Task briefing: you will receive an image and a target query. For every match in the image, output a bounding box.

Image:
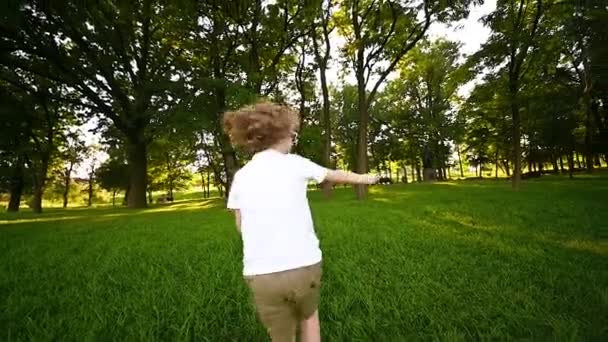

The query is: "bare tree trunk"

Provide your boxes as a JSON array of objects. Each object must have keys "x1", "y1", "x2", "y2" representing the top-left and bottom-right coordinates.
[
  {"x1": 87, "y1": 173, "x2": 94, "y2": 207},
  {"x1": 32, "y1": 155, "x2": 50, "y2": 214},
  {"x1": 576, "y1": 152, "x2": 582, "y2": 168},
  {"x1": 568, "y1": 152, "x2": 575, "y2": 179},
  {"x1": 403, "y1": 165, "x2": 408, "y2": 184},
  {"x1": 123, "y1": 185, "x2": 130, "y2": 206},
  {"x1": 457, "y1": 145, "x2": 464, "y2": 177},
  {"x1": 126, "y1": 133, "x2": 147, "y2": 208},
  {"x1": 62, "y1": 163, "x2": 74, "y2": 209},
  {"x1": 415, "y1": 163, "x2": 422, "y2": 182},
  {"x1": 312, "y1": 2, "x2": 333, "y2": 199},
  {"x1": 112, "y1": 190, "x2": 117, "y2": 207},
  {"x1": 201, "y1": 172, "x2": 207, "y2": 199},
  {"x1": 495, "y1": 150, "x2": 499, "y2": 178},
  {"x1": 559, "y1": 156, "x2": 564, "y2": 173},
  {"x1": 7, "y1": 163, "x2": 24, "y2": 212},
  {"x1": 355, "y1": 85, "x2": 369, "y2": 199},
  {"x1": 552, "y1": 155, "x2": 559, "y2": 172},
  {"x1": 206, "y1": 171, "x2": 211, "y2": 198}
]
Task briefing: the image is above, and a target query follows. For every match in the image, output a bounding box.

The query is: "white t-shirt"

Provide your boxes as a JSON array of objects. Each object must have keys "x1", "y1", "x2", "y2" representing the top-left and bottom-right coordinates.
[{"x1": 227, "y1": 149, "x2": 328, "y2": 276}]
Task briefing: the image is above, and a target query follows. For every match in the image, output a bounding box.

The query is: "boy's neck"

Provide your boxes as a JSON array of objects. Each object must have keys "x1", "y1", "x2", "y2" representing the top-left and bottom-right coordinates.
[{"x1": 269, "y1": 147, "x2": 289, "y2": 154}]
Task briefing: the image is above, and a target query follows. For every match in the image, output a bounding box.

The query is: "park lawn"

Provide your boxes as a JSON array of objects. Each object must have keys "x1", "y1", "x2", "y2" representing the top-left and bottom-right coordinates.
[{"x1": 0, "y1": 175, "x2": 607, "y2": 341}]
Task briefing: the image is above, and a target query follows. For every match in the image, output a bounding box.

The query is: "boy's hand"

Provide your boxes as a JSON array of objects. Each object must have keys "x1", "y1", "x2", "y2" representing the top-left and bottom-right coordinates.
[{"x1": 362, "y1": 174, "x2": 380, "y2": 184}]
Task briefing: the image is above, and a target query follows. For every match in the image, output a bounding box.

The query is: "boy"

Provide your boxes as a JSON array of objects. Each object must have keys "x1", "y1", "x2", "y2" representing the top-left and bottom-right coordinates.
[{"x1": 224, "y1": 102, "x2": 378, "y2": 342}]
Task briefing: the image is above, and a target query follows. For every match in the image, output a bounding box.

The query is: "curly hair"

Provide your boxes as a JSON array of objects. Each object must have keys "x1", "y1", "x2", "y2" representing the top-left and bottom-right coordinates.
[{"x1": 223, "y1": 102, "x2": 300, "y2": 152}]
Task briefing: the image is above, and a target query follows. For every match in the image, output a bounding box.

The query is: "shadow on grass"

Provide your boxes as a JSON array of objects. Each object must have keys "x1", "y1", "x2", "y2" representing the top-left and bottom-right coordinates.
[{"x1": 0, "y1": 198, "x2": 225, "y2": 228}]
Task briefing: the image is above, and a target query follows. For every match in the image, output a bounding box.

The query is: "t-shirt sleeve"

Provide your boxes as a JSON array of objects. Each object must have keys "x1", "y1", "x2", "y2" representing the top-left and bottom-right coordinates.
[
  {"x1": 291, "y1": 154, "x2": 328, "y2": 184},
  {"x1": 227, "y1": 173, "x2": 241, "y2": 210}
]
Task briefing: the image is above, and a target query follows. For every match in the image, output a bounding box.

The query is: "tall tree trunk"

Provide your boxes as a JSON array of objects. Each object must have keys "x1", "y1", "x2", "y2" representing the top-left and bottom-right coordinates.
[
  {"x1": 552, "y1": 154, "x2": 559, "y2": 172},
  {"x1": 505, "y1": 159, "x2": 511, "y2": 177},
  {"x1": 211, "y1": 45, "x2": 238, "y2": 196},
  {"x1": 582, "y1": 63, "x2": 594, "y2": 174},
  {"x1": 559, "y1": 156, "x2": 564, "y2": 173},
  {"x1": 568, "y1": 152, "x2": 575, "y2": 179},
  {"x1": 312, "y1": 3, "x2": 333, "y2": 199},
  {"x1": 511, "y1": 99, "x2": 522, "y2": 188},
  {"x1": 62, "y1": 164, "x2": 74, "y2": 209},
  {"x1": 457, "y1": 144, "x2": 464, "y2": 177},
  {"x1": 87, "y1": 173, "x2": 94, "y2": 207},
  {"x1": 415, "y1": 163, "x2": 422, "y2": 182},
  {"x1": 62, "y1": 177, "x2": 69, "y2": 208},
  {"x1": 218, "y1": 134, "x2": 237, "y2": 196},
  {"x1": 200, "y1": 172, "x2": 207, "y2": 199},
  {"x1": 355, "y1": 72, "x2": 369, "y2": 200},
  {"x1": 495, "y1": 150, "x2": 499, "y2": 178},
  {"x1": 403, "y1": 165, "x2": 409, "y2": 184},
  {"x1": 112, "y1": 190, "x2": 117, "y2": 207},
  {"x1": 31, "y1": 154, "x2": 50, "y2": 214},
  {"x1": 7, "y1": 163, "x2": 24, "y2": 212},
  {"x1": 294, "y1": 44, "x2": 307, "y2": 154},
  {"x1": 148, "y1": 189, "x2": 153, "y2": 204},
  {"x1": 206, "y1": 171, "x2": 211, "y2": 198},
  {"x1": 126, "y1": 132, "x2": 148, "y2": 208},
  {"x1": 576, "y1": 152, "x2": 582, "y2": 168},
  {"x1": 123, "y1": 185, "x2": 130, "y2": 206}
]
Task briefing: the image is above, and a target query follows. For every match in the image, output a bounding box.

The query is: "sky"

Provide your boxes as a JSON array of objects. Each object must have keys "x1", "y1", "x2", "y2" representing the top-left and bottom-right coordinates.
[{"x1": 75, "y1": 0, "x2": 496, "y2": 177}]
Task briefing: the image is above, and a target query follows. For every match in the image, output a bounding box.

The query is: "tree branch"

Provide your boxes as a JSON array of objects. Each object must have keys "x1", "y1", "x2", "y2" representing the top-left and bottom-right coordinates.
[{"x1": 368, "y1": 0, "x2": 431, "y2": 105}]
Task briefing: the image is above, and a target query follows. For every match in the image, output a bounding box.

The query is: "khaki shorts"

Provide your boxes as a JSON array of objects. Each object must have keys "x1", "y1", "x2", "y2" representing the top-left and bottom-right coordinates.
[{"x1": 245, "y1": 262, "x2": 322, "y2": 341}]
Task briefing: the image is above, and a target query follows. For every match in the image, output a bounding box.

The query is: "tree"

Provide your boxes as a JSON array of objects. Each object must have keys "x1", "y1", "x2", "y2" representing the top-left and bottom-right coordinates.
[
  {"x1": 96, "y1": 159, "x2": 129, "y2": 207},
  {"x1": 0, "y1": 69, "x2": 71, "y2": 213},
  {"x1": 477, "y1": 0, "x2": 545, "y2": 188},
  {"x1": 336, "y1": 0, "x2": 480, "y2": 199},
  {"x1": 57, "y1": 131, "x2": 86, "y2": 208},
  {"x1": 1, "y1": 0, "x2": 194, "y2": 208},
  {"x1": 557, "y1": 0, "x2": 608, "y2": 172},
  {"x1": 396, "y1": 39, "x2": 470, "y2": 181},
  {"x1": 191, "y1": 0, "x2": 314, "y2": 194},
  {"x1": 148, "y1": 135, "x2": 196, "y2": 201},
  {"x1": 0, "y1": 84, "x2": 31, "y2": 212}
]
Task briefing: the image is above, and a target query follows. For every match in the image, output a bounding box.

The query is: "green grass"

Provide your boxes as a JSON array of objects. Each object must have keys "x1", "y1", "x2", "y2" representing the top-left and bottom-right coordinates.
[{"x1": 1, "y1": 175, "x2": 607, "y2": 340}]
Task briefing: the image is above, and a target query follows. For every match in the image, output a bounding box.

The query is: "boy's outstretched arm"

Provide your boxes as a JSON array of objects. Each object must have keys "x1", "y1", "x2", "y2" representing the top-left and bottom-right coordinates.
[{"x1": 324, "y1": 170, "x2": 379, "y2": 185}]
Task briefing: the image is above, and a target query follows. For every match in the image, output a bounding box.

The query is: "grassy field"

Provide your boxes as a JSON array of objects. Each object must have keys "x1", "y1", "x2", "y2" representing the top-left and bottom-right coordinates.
[{"x1": 1, "y1": 175, "x2": 607, "y2": 341}]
